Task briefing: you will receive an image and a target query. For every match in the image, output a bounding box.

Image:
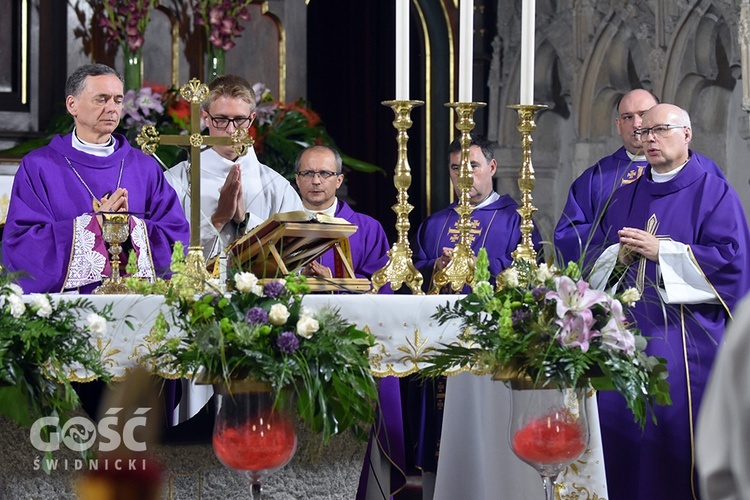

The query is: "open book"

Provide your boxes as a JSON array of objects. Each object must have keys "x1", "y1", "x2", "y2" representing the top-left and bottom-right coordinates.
[{"x1": 209, "y1": 211, "x2": 372, "y2": 292}]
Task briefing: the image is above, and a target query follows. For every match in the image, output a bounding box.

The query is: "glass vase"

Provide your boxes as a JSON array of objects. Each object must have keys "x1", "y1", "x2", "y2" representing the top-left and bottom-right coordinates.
[
  {"x1": 207, "y1": 44, "x2": 226, "y2": 82},
  {"x1": 212, "y1": 380, "x2": 297, "y2": 499},
  {"x1": 123, "y1": 47, "x2": 143, "y2": 91},
  {"x1": 507, "y1": 380, "x2": 590, "y2": 500}
]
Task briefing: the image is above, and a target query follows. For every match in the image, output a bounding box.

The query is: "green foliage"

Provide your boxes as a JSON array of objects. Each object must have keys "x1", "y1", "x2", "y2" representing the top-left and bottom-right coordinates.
[
  {"x1": 146, "y1": 271, "x2": 377, "y2": 443},
  {"x1": 0, "y1": 270, "x2": 112, "y2": 472},
  {"x1": 423, "y1": 250, "x2": 671, "y2": 428}
]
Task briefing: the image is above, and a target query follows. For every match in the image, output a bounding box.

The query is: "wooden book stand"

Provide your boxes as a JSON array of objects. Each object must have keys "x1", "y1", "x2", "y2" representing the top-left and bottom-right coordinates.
[{"x1": 212, "y1": 211, "x2": 372, "y2": 292}]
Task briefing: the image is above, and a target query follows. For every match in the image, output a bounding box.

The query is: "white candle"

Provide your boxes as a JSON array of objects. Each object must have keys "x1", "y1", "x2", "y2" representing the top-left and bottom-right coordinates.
[
  {"x1": 520, "y1": 0, "x2": 536, "y2": 105},
  {"x1": 396, "y1": 0, "x2": 409, "y2": 100},
  {"x1": 458, "y1": 0, "x2": 474, "y2": 102}
]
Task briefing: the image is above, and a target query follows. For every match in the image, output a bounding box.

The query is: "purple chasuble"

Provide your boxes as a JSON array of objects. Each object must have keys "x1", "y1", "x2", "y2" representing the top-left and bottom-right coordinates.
[
  {"x1": 407, "y1": 194, "x2": 541, "y2": 475},
  {"x1": 414, "y1": 193, "x2": 541, "y2": 292},
  {"x1": 3, "y1": 133, "x2": 190, "y2": 293},
  {"x1": 317, "y1": 200, "x2": 390, "y2": 283},
  {"x1": 554, "y1": 146, "x2": 724, "y2": 268},
  {"x1": 595, "y1": 157, "x2": 750, "y2": 500}
]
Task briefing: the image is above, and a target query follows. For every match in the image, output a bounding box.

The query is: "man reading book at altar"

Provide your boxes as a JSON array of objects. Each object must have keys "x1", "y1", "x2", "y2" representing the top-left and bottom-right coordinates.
[
  {"x1": 165, "y1": 74, "x2": 303, "y2": 259},
  {"x1": 294, "y1": 145, "x2": 390, "y2": 283},
  {"x1": 2, "y1": 64, "x2": 190, "y2": 294}
]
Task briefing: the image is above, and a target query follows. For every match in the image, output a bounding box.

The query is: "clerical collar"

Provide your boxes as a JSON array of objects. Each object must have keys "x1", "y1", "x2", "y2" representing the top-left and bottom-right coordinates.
[
  {"x1": 304, "y1": 197, "x2": 338, "y2": 217},
  {"x1": 626, "y1": 149, "x2": 647, "y2": 162},
  {"x1": 72, "y1": 128, "x2": 116, "y2": 157},
  {"x1": 651, "y1": 159, "x2": 689, "y2": 183},
  {"x1": 474, "y1": 191, "x2": 501, "y2": 209}
]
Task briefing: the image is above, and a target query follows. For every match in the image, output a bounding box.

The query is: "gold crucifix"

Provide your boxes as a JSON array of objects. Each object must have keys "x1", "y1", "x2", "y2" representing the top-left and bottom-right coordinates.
[{"x1": 136, "y1": 78, "x2": 252, "y2": 284}]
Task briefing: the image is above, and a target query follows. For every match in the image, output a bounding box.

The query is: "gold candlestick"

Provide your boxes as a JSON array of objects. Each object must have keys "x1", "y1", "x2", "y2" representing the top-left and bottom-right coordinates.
[
  {"x1": 430, "y1": 102, "x2": 486, "y2": 294},
  {"x1": 507, "y1": 104, "x2": 547, "y2": 267},
  {"x1": 371, "y1": 100, "x2": 425, "y2": 294}
]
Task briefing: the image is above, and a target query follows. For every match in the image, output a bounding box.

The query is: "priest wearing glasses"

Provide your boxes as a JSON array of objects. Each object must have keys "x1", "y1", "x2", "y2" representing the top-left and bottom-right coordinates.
[
  {"x1": 589, "y1": 103, "x2": 750, "y2": 500},
  {"x1": 294, "y1": 144, "x2": 390, "y2": 283},
  {"x1": 165, "y1": 74, "x2": 302, "y2": 259},
  {"x1": 2, "y1": 63, "x2": 190, "y2": 294}
]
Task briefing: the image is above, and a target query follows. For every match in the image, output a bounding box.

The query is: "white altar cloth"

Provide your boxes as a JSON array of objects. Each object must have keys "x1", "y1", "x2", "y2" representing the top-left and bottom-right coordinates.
[{"x1": 50, "y1": 293, "x2": 609, "y2": 499}]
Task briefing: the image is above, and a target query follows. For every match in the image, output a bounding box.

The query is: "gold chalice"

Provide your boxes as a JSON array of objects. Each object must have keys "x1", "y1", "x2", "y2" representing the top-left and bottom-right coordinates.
[{"x1": 94, "y1": 212, "x2": 131, "y2": 295}]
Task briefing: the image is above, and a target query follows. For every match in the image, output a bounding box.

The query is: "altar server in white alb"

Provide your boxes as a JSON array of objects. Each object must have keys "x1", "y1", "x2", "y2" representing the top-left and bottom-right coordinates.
[{"x1": 166, "y1": 74, "x2": 303, "y2": 258}]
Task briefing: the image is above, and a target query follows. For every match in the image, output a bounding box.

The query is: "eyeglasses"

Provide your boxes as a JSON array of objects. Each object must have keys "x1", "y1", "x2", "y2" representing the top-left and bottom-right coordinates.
[
  {"x1": 633, "y1": 124, "x2": 688, "y2": 139},
  {"x1": 205, "y1": 112, "x2": 252, "y2": 130},
  {"x1": 295, "y1": 170, "x2": 341, "y2": 179}
]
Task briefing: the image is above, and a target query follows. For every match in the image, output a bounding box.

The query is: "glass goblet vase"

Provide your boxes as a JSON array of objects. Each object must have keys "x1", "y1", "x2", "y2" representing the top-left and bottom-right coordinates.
[
  {"x1": 507, "y1": 380, "x2": 590, "y2": 500},
  {"x1": 212, "y1": 381, "x2": 298, "y2": 499}
]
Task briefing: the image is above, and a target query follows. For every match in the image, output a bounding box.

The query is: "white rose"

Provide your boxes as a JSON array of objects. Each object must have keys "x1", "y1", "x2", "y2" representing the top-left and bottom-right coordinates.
[
  {"x1": 296, "y1": 315, "x2": 319, "y2": 339},
  {"x1": 535, "y1": 263, "x2": 556, "y2": 282},
  {"x1": 251, "y1": 284, "x2": 263, "y2": 296},
  {"x1": 234, "y1": 272, "x2": 259, "y2": 293},
  {"x1": 8, "y1": 283, "x2": 23, "y2": 296},
  {"x1": 8, "y1": 294, "x2": 25, "y2": 318},
  {"x1": 620, "y1": 287, "x2": 641, "y2": 306},
  {"x1": 87, "y1": 313, "x2": 108, "y2": 339},
  {"x1": 501, "y1": 267, "x2": 519, "y2": 288},
  {"x1": 268, "y1": 304, "x2": 290, "y2": 326},
  {"x1": 30, "y1": 294, "x2": 53, "y2": 318}
]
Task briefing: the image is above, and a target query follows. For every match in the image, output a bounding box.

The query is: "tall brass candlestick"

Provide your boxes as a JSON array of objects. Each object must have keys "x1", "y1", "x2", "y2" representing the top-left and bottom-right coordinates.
[
  {"x1": 371, "y1": 100, "x2": 425, "y2": 294},
  {"x1": 430, "y1": 102, "x2": 486, "y2": 294},
  {"x1": 507, "y1": 104, "x2": 547, "y2": 266}
]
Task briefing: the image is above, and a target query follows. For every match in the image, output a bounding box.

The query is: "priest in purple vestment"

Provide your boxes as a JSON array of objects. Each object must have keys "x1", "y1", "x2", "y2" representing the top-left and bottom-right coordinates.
[
  {"x1": 293, "y1": 145, "x2": 403, "y2": 500},
  {"x1": 2, "y1": 64, "x2": 189, "y2": 294},
  {"x1": 410, "y1": 134, "x2": 541, "y2": 495},
  {"x1": 294, "y1": 145, "x2": 390, "y2": 284},
  {"x1": 554, "y1": 89, "x2": 724, "y2": 268},
  {"x1": 589, "y1": 104, "x2": 750, "y2": 500},
  {"x1": 413, "y1": 134, "x2": 541, "y2": 292}
]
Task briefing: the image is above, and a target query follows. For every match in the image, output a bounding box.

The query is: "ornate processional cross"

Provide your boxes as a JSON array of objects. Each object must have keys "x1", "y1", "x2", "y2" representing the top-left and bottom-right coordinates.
[
  {"x1": 136, "y1": 78, "x2": 252, "y2": 291},
  {"x1": 136, "y1": 78, "x2": 251, "y2": 285}
]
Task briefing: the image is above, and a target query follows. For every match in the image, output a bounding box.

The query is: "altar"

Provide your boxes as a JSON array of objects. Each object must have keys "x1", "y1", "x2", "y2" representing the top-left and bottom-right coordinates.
[{"x1": 50, "y1": 293, "x2": 608, "y2": 500}]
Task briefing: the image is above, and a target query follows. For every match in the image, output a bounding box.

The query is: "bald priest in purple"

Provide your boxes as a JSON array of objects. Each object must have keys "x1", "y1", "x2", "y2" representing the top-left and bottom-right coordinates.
[
  {"x1": 3, "y1": 64, "x2": 189, "y2": 293},
  {"x1": 554, "y1": 89, "x2": 724, "y2": 267},
  {"x1": 588, "y1": 104, "x2": 750, "y2": 500}
]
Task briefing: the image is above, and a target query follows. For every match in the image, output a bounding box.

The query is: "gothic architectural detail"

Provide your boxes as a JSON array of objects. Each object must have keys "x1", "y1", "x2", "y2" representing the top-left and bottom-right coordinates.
[{"x1": 488, "y1": 0, "x2": 750, "y2": 249}]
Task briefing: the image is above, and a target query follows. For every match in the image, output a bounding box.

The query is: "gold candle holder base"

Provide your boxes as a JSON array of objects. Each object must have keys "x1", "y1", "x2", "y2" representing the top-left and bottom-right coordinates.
[
  {"x1": 371, "y1": 100, "x2": 425, "y2": 295},
  {"x1": 430, "y1": 101, "x2": 486, "y2": 294},
  {"x1": 94, "y1": 279, "x2": 130, "y2": 295},
  {"x1": 175, "y1": 246, "x2": 214, "y2": 296},
  {"x1": 507, "y1": 104, "x2": 547, "y2": 267}
]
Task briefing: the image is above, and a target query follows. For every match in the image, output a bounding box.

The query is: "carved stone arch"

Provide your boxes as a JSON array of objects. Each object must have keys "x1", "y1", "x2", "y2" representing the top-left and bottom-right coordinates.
[
  {"x1": 659, "y1": 0, "x2": 735, "y2": 165},
  {"x1": 659, "y1": 0, "x2": 735, "y2": 108},
  {"x1": 575, "y1": 14, "x2": 652, "y2": 140},
  {"x1": 492, "y1": 1, "x2": 574, "y2": 144}
]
